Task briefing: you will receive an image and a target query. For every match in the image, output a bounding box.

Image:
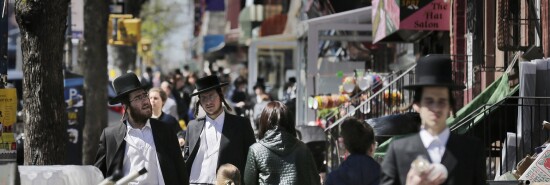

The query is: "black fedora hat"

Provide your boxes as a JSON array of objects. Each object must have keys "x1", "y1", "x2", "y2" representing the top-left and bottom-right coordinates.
[
  {"x1": 109, "y1": 73, "x2": 147, "y2": 105},
  {"x1": 403, "y1": 55, "x2": 465, "y2": 90},
  {"x1": 191, "y1": 75, "x2": 229, "y2": 96}
]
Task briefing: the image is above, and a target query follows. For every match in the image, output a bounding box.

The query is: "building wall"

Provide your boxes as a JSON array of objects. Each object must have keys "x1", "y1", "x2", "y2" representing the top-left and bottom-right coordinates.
[
  {"x1": 494, "y1": 0, "x2": 506, "y2": 82},
  {"x1": 521, "y1": 0, "x2": 529, "y2": 47},
  {"x1": 483, "y1": 0, "x2": 496, "y2": 89},
  {"x1": 543, "y1": 0, "x2": 550, "y2": 57},
  {"x1": 451, "y1": 0, "x2": 467, "y2": 108}
]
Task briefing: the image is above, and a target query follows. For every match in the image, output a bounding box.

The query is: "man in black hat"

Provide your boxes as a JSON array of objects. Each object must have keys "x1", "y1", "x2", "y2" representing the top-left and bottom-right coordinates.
[
  {"x1": 94, "y1": 73, "x2": 188, "y2": 185},
  {"x1": 381, "y1": 55, "x2": 486, "y2": 185},
  {"x1": 184, "y1": 75, "x2": 256, "y2": 184}
]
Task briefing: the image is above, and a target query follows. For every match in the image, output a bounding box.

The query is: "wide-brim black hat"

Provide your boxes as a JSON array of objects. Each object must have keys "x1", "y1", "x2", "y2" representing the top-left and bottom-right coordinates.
[
  {"x1": 109, "y1": 73, "x2": 147, "y2": 105},
  {"x1": 191, "y1": 75, "x2": 229, "y2": 96},
  {"x1": 403, "y1": 55, "x2": 465, "y2": 90}
]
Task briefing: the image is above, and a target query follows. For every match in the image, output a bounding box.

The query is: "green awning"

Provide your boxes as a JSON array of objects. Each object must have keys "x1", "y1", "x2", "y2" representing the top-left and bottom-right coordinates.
[
  {"x1": 375, "y1": 73, "x2": 516, "y2": 158},
  {"x1": 447, "y1": 73, "x2": 517, "y2": 133}
]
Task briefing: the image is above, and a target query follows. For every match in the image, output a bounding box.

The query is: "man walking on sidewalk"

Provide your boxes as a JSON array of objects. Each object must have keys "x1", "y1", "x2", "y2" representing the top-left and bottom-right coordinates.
[
  {"x1": 184, "y1": 75, "x2": 256, "y2": 184},
  {"x1": 95, "y1": 73, "x2": 188, "y2": 184},
  {"x1": 381, "y1": 55, "x2": 486, "y2": 185}
]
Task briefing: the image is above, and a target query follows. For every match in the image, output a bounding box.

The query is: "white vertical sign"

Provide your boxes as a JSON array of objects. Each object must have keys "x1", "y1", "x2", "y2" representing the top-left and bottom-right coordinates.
[
  {"x1": 466, "y1": 32, "x2": 473, "y2": 89},
  {"x1": 71, "y1": 0, "x2": 84, "y2": 38}
]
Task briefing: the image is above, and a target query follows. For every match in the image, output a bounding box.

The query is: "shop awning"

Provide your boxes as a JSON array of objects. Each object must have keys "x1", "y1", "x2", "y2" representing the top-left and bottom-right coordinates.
[
  {"x1": 447, "y1": 73, "x2": 518, "y2": 133},
  {"x1": 375, "y1": 73, "x2": 517, "y2": 157}
]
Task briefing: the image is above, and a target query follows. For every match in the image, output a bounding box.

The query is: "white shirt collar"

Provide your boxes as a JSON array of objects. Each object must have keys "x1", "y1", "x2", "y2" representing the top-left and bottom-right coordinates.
[
  {"x1": 126, "y1": 119, "x2": 152, "y2": 133},
  {"x1": 419, "y1": 127, "x2": 450, "y2": 148},
  {"x1": 206, "y1": 110, "x2": 225, "y2": 126}
]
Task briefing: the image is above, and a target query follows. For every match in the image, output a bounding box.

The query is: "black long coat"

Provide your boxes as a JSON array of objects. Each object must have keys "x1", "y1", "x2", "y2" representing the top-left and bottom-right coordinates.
[
  {"x1": 94, "y1": 119, "x2": 188, "y2": 184},
  {"x1": 184, "y1": 113, "x2": 256, "y2": 180},
  {"x1": 381, "y1": 133, "x2": 486, "y2": 185}
]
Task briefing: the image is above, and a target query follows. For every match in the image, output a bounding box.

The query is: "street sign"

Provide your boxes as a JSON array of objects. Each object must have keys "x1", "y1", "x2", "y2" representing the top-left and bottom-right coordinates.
[
  {"x1": 64, "y1": 76, "x2": 85, "y2": 165},
  {"x1": 0, "y1": 88, "x2": 16, "y2": 127}
]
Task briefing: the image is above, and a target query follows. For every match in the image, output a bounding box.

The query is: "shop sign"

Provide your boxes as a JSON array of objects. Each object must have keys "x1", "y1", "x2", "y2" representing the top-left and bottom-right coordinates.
[
  {"x1": 373, "y1": 0, "x2": 450, "y2": 43},
  {"x1": 400, "y1": 0, "x2": 450, "y2": 30},
  {"x1": 0, "y1": 88, "x2": 17, "y2": 127}
]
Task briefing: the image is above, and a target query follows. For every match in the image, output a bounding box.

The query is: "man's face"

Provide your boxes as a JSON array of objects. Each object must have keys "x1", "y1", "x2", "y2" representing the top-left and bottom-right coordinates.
[
  {"x1": 127, "y1": 90, "x2": 152, "y2": 121},
  {"x1": 255, "y1": 87, "x2": 264, "y2": 95},
  {"x1": 199, "y1": 89, "x2": 222, "y2": 116},
  {"x1": 413, "y1": 87, "x2": 450, "y2": 130}
]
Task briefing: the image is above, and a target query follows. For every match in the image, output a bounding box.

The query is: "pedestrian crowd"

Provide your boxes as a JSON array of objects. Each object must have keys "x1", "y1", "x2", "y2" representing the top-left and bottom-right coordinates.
[{"x1": 94, "y1": 55, "x2": 487, "y2": 185}]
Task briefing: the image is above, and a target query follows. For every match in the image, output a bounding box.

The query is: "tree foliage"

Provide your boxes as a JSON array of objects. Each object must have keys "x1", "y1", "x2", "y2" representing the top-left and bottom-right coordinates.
[{"x1": 140, "y1": 0, "x2": 179, "y2": 63}]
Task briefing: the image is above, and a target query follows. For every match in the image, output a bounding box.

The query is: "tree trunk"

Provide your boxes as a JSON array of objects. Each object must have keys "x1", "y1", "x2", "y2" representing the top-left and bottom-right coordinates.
[
  {"x1": 15, "y1": 0, "x2": 69, "y2": 165},
  {"x1": 80, "y1": 0, "x2": 109, "y2": 165}
]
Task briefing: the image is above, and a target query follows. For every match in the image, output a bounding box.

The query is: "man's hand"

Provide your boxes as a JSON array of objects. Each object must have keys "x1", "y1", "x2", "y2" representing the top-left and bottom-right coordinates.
[{"x1": 406, "y1": 165, "x2": 447, "y2": 185}]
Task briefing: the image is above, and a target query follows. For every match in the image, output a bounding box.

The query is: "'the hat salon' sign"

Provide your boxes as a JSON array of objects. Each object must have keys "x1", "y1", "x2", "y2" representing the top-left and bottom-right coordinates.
[{"x1": 372, "y1": 0, "x2": 450, "y2": 43}]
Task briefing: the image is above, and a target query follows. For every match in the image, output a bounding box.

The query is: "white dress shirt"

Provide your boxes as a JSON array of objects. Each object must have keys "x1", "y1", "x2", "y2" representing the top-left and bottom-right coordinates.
[
  {"x1": 190, "y1": 111, "x2": 225, "y2": 184},
  {"x1": 123, "y1": 120, "x2": 165, "y2": 185},
  {"x1": 419, "y1": 127, "x2": 450, "y2": 164}
]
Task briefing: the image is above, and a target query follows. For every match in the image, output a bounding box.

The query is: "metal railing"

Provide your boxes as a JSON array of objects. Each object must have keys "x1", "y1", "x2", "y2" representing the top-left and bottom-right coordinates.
[
  {"x1": 322, "y1": 52, "x2": 521, "y2": 172},
  {"x1": 324, "y1": 64, "x2": 417, "y2": 131},
  {"x1": 451, "y1": 96, "x2": 550, "y2": 180}
]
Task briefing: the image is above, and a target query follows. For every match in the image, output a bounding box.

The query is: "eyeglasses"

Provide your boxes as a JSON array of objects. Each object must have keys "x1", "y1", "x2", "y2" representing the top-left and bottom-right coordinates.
[
  {"x1": 130, "y1": 93, "x2": 149, "y2": 103},
  {"x1": 199, "y1": 93, "x2": 219, "y2": 102}
]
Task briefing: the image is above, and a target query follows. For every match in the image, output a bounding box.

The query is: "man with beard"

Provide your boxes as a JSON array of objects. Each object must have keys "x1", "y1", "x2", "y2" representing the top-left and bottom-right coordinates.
[
  {"x1": 184, "y1": 75, "x2": 256, "y2": 184},
  {"x1": 95, "y1": 73, "x2": 188, "y2": 185}
]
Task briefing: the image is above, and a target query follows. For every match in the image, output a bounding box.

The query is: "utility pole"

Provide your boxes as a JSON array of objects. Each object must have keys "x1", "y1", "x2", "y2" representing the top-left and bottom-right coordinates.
[{"x1": 1, "y1": 0, "x2": 8, "y2": 88}]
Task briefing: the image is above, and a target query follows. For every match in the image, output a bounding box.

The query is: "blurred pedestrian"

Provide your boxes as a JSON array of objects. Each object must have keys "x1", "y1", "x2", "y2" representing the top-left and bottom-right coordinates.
[
  {"x1": 244, "y1": 101, "x2": 320, "y2": 185},
  {"x1": 152, "y1": 70, "x2": 162, "y2": 88},
  {"x1": 252, "y1": 95, "x2": 270, "y2": 130},
  {"x1": 184, "y1": 75, "x2": 256, "y2": 184},
  {"x1": 325, "y1": 117, "x2": 381, "y2": 185},
  {"x1": 283, "y1": 77, "x2": 297, "y2": 103},
  {"x1": 95, "y1": 73, "x2": 188, "y2": 184},
  {"x1": 231, "y1": 76, "x2": 249, "y2": 116},
  {"x1": 160, "y1": 81, "x2": 179, "y2": 120},
  {"x1": 216, "y1": 163, "x2": 241, "y2": 185},
  {"x1": 251, "y1": 78, "x2": 271, "y2": 106},
  {"x1": 149, "y1": 87, "x2": 182, "y2": 136},
  {"x1": 140, "y1": 67, "x2": 153, "y2": 90},
  {"x1": 171, "y1": 73, "x2": 190, "y2": 123},
  {"x1": 182, "y1": 65, "x2": 191, "y2": 77}
]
